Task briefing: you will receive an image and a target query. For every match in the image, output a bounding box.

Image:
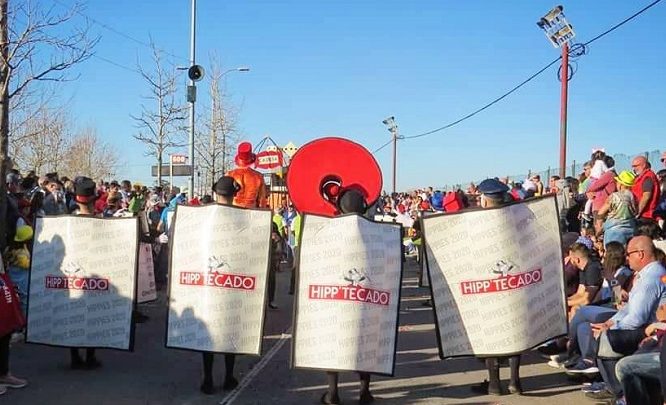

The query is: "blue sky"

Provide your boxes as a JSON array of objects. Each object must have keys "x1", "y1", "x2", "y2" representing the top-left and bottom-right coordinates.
[{"x1": 52, "y1": 0, "x2": 665, "y2": 190}]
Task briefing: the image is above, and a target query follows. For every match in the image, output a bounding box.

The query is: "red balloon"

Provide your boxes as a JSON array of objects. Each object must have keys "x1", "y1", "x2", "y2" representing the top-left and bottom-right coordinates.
[{"x1": 286, "y1": 137, "x2": 382, "y2": 217}]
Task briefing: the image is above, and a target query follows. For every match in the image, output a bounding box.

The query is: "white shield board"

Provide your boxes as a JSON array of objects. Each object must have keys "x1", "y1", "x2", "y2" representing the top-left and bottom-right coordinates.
[
  {"x1": 292, "y1": 214, "x2": 403, "y2": 375},
  {"x1": 423, "y1": 196, "x2": 567, "y2": 357},
  {"x1": 166, "y1": 204, "x2": 272, "y2": 355},
  {"x1": 26, "y1": 216, "x2": 139, "y2": 350},
  {"x1": 137, "y1": 243, "x2": 157, "y2": 304}
]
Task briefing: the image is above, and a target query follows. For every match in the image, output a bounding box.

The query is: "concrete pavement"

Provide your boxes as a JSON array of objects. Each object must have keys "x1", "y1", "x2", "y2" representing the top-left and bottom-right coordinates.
[{"x1": 9, "y1": 259, "x2": 591, "y2": 404}]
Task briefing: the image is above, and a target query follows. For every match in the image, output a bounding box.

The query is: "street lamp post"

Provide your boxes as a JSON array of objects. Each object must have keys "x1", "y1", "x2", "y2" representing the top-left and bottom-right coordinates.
[
  {"x1": 187, "y1": 0, "x2": 198, "y2": 199},
  {"x1": 382, "y1": 116, "x2": 398, "y2": 194},
  {"x1": 537, "y1": 5, "x2": 576, "y2": 178}
]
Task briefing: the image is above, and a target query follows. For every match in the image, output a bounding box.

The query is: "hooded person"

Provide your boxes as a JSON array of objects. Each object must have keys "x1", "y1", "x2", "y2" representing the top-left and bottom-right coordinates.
[{"x1": 225, "y1": 142, "x2": 267, "y2": 208}]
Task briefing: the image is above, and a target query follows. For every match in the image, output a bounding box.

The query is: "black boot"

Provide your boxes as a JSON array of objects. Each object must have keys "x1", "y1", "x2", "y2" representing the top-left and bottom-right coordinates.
[
  {"x1": 508, "y1": 355, "x2": 522, "y2": 394},
  {"x1": 70, "y1": 349, "x2": 85, "y2": 369},
  {"x1": 201, "y1": 352, "x2": 215, "y2": 394},
  {"x1": 223, "y1": 354, "x2": 239, "y2": 390},
  {"x1": 321, "y1": 372, "x2": 341, "y2": 404},
  {"x1": 359, "y1": 372, "x2": 374, "y2": 404}
]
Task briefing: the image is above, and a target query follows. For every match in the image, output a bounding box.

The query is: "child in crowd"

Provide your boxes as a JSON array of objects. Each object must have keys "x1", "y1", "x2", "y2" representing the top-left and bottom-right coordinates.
[
  {"x1": 597, "y1": 170, "x2": 638, "y2": 247},
  {"x1": 579, "y1": 225, "x2": 596, "y2": 248},
  {"x1": 582, "y1": 149, "x2": 609, "y2": 222}
]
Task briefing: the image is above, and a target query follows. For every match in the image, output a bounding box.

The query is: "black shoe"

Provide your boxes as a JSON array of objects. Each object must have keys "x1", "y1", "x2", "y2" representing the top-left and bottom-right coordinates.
[
  {"x1": 223, "y1": 376, "x2": 239, "y2": 391},
  {"x1": 470, "y1": 380, "x2": 501, "y2": 396},
  {"x1": 320, "y1": 392, "x2": 341, "y2": 404},
  {"x1": 200, "y1": 381, "x2": 215, "y2": 395},
  {"x1": 268, "y1": 302, "x2": 279, "y2": 310},
  {"x1": 585, "y1": 389, "x2": 616, "y2": 400},
  {"x1": 359, "y1": 390, "x2": 375, "y2": 404},
  {"x1": 85, "y1": 357, "x2": 102, "y2": 370}
]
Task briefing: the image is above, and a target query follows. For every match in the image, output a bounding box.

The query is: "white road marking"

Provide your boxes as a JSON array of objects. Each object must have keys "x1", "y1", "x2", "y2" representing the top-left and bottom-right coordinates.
[{"x1": 219, "y1": 327, "x2": 292, "y2": 405}]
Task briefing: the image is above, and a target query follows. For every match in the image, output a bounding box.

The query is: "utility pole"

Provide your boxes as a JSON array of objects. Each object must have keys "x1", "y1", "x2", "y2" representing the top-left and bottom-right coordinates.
[
  {"x1": 187, "y1": 0, "x2": 197, "y2": 198},
  {"x1": 559, "y1": 42, "x2": 569, "y2": 178},
  {"x1": 537, "y1": 5, "x2": 575, "y2": 179},
  {"x1": 382, "y1": 116, "x2": 398, "y2": 194}
]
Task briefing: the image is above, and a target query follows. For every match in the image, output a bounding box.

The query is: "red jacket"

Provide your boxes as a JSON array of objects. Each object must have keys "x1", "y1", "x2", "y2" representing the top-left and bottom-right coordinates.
[
  {"x1": 587, "y1": 170, "x2": 617, "y2": 212},
  {"x1": 631, "y1": 169, "x2": 660, "y2": 219}
]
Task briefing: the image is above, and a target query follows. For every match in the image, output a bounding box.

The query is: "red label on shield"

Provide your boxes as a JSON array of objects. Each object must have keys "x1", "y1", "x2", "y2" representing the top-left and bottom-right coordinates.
[
  {"x1": 308, "y1": 284, "x2": 390, "y2": 306},
  {"x1": 460, "y1": 269, "x2": 542, "y2": 295}
]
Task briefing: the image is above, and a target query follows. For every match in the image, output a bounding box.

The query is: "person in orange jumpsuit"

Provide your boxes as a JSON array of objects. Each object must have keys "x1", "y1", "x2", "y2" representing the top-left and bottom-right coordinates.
[{"x1": 225, "y1": 142, "x2": 267, "y2": 208}]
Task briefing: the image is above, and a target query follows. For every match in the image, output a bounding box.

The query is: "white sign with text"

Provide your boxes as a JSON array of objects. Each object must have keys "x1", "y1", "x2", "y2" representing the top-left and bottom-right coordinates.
[
  {"x1": 166, "y1": 204, "x2": 272, "y2": 355},
  {"x1": 423, "y1": 196, "x2": 567, "y2": 357},
  {"x1": 26, "y1": 216, "x2": 138, "y2": 350},
  {"x1": 293, "y1": 214, "x2": 402, "y2": 375}
]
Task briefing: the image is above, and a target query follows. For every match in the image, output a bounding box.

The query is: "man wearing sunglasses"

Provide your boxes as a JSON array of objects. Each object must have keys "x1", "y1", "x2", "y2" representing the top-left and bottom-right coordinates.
[{"x1": 584, "y1": 236, "x2": 666, "y2": 402}]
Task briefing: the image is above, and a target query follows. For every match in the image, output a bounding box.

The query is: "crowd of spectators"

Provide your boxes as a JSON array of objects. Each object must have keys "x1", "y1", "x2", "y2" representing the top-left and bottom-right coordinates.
[{"x1": 2, "y1": 148, "x2": 665, "y2": 403}]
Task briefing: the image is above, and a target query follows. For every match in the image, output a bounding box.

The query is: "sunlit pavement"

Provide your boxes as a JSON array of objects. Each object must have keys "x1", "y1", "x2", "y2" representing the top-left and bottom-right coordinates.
[{"x1": 10, "y1": 259, "x2": 588, "y2": 404}]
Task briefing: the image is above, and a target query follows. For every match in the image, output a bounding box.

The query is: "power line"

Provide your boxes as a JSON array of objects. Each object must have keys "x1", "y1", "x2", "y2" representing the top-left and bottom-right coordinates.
[
  {"x1": 372, "y1": 139, "x2": 393, "y2": 154},
  {"x1": 91, "y1": 54, "x2": 141, "y2": 75},
  {"x1": 403, "y1": 58, "x2": 561, "y2": 140},
  {"x1": 583, "y1": 0, "x2": 662, "y2": 46},
  {"x1": 394, "y1": 0, "x2": 663, "y2": 142},
  {"x1": 53, "y1": 0, "x2": 188, "y2": 62}
]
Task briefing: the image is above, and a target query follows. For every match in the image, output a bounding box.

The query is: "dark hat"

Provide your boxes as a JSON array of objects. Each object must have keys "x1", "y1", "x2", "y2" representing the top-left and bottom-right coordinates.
[
  {"x1": 74, "y1": 177, "x2": 97, "y2": 204},
  {"x1": 477, "y1": 178, "x2": 509, "y2": 199},
  {"x1": 338, "y1": 189, "x2": 367, "y2": 214},
  {"x1": 213, "y1": 176, "x2": 240, "y2": 197}
]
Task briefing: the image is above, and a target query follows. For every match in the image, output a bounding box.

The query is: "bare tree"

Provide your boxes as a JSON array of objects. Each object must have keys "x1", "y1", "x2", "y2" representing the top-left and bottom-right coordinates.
[
  {"x1": 195, "y1": 58, "x2": 241, "y2": 192},
  {"x1": 0, "y1": 0, "x2": 98, "y2": 247},
  {"x1": 131, "y1": 41, "x2": 186, "y2": 186},
  {"x1": 10, "y1": 103, "x2": 70, "y2": 173},
  {"x1": 63, "y1": 126, "x2": 118, "y2": 180}
]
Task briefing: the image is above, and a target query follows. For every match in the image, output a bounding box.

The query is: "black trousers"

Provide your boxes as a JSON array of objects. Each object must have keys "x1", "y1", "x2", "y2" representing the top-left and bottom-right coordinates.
[
  {"x1": 0, "y1": 333, "x2": 10, "y2": 376},
  {"x1": 268, "y1": 264, "x2": 277, "y2": 303}
]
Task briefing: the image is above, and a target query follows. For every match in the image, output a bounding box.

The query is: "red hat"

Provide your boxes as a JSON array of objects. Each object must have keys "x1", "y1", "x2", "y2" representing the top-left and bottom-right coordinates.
[{"x1": 234, "y1": 142, "x2": 256, "y2": 167}]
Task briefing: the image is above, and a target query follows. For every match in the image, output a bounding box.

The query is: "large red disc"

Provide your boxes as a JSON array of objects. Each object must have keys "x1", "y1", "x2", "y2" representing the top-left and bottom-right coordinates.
[{"x1": 286, "y1": 137, "x2": 382, "y2": 217}]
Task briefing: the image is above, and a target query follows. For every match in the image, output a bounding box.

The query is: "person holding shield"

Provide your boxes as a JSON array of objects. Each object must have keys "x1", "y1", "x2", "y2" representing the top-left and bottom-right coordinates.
[
  {"x1": 69, "y1": 177, "x2": 102, "y2": 370},
  {"x1": 470, "y1": 178, "x2": 523, "y2": 396},
  {"x1": 321, "y1": 189, "x2": 374, "y2": 405},
  {"x1": 200, "y1": 176, "x2": 242, "y2": 394}
]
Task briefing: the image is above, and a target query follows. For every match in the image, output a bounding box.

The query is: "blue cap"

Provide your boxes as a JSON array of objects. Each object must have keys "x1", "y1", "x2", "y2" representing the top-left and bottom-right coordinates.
[{"x1": 478, "y1": 178, "x2": 509, "y2": 199}]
